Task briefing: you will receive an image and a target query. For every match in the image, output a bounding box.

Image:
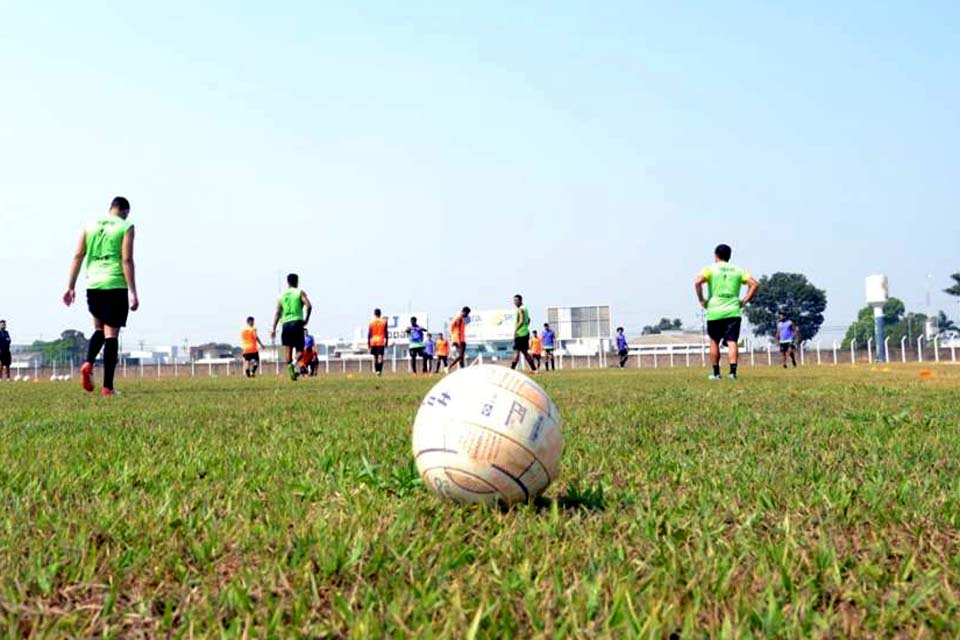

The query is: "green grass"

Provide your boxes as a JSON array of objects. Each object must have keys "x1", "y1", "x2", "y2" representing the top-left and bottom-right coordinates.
[{"x1": 2, "y1": 365, "x2": 960, "y2": 638}]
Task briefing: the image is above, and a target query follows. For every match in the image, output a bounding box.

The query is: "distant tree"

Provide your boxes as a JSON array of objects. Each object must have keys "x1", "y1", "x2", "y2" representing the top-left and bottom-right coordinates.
[
  {"x1": 841, "y1": 297, "x2": 910, "y2": 348},
  {"x1": 641, "y1": 325, "x2": 659, "y2": 335},
  {"x1": 945, "y1": 273, "x2": 960, "y2": 298},
  {"x1": 936, "y1": 310, "x2": 958, "y2": 333},
  {"x1": 31, "y1": 330, "x2": 88, "y2": 364},
  {"x1": 672, "y1": 318, "x2": 682, "y2": 329},
  {"x1": 744, "y1": 273, "x2": 827, "y2": 341}
]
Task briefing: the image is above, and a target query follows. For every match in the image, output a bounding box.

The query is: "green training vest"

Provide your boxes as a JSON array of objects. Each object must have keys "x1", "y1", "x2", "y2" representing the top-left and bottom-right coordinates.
[
  {"x1": 279, "y1": 288, "x2": 304, "y2": 325},
  {"x1": 703, "y1": 262, "x2": 749, "y2": 321},
  {"x1": 85, "y1": 216, "x2": 132, "y2": 290},
  {"x1": 515, "y1": 305, "x2": 531, "y2": 338}
]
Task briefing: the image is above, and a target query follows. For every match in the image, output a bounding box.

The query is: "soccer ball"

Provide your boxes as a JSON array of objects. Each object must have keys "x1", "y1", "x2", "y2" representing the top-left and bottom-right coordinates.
[
  {"x1": 412, "y1": 365, "x2": 563, "y2": 506},
  {"x1": 13, "y1": 375, "x2": 21, "y2": 382}
]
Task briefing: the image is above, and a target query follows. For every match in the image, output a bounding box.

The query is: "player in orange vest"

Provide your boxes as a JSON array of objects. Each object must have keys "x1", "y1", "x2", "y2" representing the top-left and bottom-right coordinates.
[
  {"x1": 241, "y1": 316, "x2": 266, "y2": 378},
  {"x1": 529, "y1": 330, "x2": 543, "y2": 371},
  {"x1": 434, "y1": 333, "x2": 450, "y2": 372},
  {"x1": 447, "y1": 306, "x2": 471, "y2": 372},
  {"x1": 368, "y1": 308, "x2": 389, "y2": 376}
]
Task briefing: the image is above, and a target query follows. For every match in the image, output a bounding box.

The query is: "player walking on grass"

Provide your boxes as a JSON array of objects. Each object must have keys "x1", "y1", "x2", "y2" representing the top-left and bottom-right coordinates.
[
  {"x1": 424, "y1": 333, "x2": 436, "y2": 374},
  {"x1": 368, "y1": 309, "x2": 388, "y2": 376},
  {"x1": 448, "y1": 307, "x2": 470, "y2": 372},
  {"x1": 0, "y1": 320, "x2": 11, "y2": 381},
  {"x1": 694, "y1": 243, "x2": 759, "y2": 381},
  {"x1": 434, "y1": 333, "x2": 450, "y2": 372},
  {"x1": 511, "y1": 294, "x2": 537, "y2": 372},
  {"x1": 529, "y1": 330, "x2": 543, "y2": 370},
  {"x1": 776, "y1": 312, "x2": 799, "y2": 368},
  {"x1": 271, "y1": 273, "x2": 312, "y2": 381},
  {"x1": 241, "y1": 316, "x2": 266, "y2": 377},
  {"x1": 63, "y1": 197, "x2": 139, "y2": 396},
  {"x1": 406, "y1": 317, "x2": 428, "y2": 375},
  {"x1": 616, "y1": 327, "x2": 630, "y2": 368},
  {"x1": 542, "y1": 323, "x2": 556, "y2": 371}
]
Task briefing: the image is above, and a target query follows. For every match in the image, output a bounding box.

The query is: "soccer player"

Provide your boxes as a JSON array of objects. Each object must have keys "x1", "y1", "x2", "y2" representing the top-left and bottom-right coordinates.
[
  {"x1": 368, "y1": 309, "x2": 388, "y2": 376},
  {"x1": 303, "y1": 329, "x2": 319, "y2": 376},
  {"x1": 406, "y1": 317, "x2": 427, "y2": 375},
  {"x1": 271, "y1": 273, "x2": 312, "y2": 381},
  {"x1": 542, "y1": 323, "x2": 557, "y2": 371},
  {"x1": 62, "y1": 196, "x2": 139, "y2": 396},
  {"x1": 510, "y1": 294, "x2": 537, "y2": 372},
  {"x1": 241, "y1": 316, "x2": 266, "y2": 378},
  {"x1": 448, "y1": 307, "x2": 471, "y2": 372},
  {"x1": 694, "y1": 243, "x2": 759, "y2": 381},
  {"x1": 434, "y1": 333, "x2": 450, "y2": 372},
  {"x1": 529, "y1": 330, "x2": 543, "y2": 370},
  {"x1": 616, "y1": 326, "x2": 630, "y2": 368},
  {"x1": 424, "y1": 333, "x2": 436, "y2": 374},
  {"x1": 776, "y1": 312, "x2": 799, "y2": 368},
  {"x1": 0, "y1": 320, "x2": 11, "y2": 381}
]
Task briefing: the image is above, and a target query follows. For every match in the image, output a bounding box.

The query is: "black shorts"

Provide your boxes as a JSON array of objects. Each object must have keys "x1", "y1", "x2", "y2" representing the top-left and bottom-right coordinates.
[
  {"x1": 514, "y1": 335, "x2": 530, "y2": 352},
  {"x1": 410, "y1": 346, "x2": 425, "y2": 357},
  {"x1": 707, "y1": 317, "x2": 742, "y2": 344},
  {"x1": 424, "y1": 354, "x2": 434, "y2": 361},
  {"x1": 370, "y1": 346, "x2": 385, "y2": 357},
  {"x1": 87, "y1": 288, "x2": 129, "y2": 328},
  {"x1": 618, "y1": 349, "x2": 629, "y2": 357},
  {"x1": 281, "y1": 321, "x2": 305, "y2": 350},
  {"x1": 779, "y1": 342, "x2": 795, "y2": 353},
  {"x1": 243, "y1": 352, "x2": 260, "y2": 363},
  {"x1": 0, "y1": 350, "x2": 10, "y2": 367}
]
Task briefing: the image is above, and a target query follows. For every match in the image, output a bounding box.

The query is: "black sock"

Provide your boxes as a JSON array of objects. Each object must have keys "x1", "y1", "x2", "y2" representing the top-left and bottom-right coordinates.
[
  {"x1": 791, "y1": 355, "x2": 796, "y2": 366},
  {"x1": 712, "y1": 364, "x2": 720, "y2": 376},
  {"x1": 87, "y1": 330, "x2": 105, "y2": 365},
  {"x1": 730, "y1": 363, "x2": 738, "y2": 376},
  {"x1": 103, "y1": 338, "x2": 119, "y2": 390}
]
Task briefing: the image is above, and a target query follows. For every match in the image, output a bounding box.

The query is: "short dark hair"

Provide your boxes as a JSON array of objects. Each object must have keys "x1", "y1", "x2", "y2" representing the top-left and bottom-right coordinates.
[
  {"x1": 532, "y1": 330, "x2": 538, "y2": 335},
  {"x1": 514, "y1": 294, "x2": 523, "y2": 302},
  {"x1": 110, "y1": 196, "x2": 130, "y2": 212},
  {"x1": 544, "y1": 322, "x2": 550, "y2": 327},
  {"x1": 617, "y1": 326, "x2": 624, "y2": 332},
  {"x1": 410, "y1": 316, "x2": 417, "y2": 324},
  {"x1": 246, "y1": 316, "x2": 254, "y2": 323},
  {"x1": 462, "y1": 306, "x2": 471, "y2": 315},
  {"x1": 714, "y1": 244, "x2": 732, "y2": 261},
  {"x1": 287, "y1": 273, "x2": 299, "y2": 287},
  {"x1": 374, "y1": 308, "x2": 381, "y2": 317}
]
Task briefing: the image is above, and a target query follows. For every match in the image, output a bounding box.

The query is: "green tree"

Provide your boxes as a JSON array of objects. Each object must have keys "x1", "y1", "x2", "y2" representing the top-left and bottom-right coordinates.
[
  {"x1": 945, "y1": 273, "x2": 960, "y2": 298},
  {"x1": 936, "y1": 310, "x2": 958, "y2": 333},
  {"x1": 841, "y1": 298, "x2": 910, "y2": 348},
  {"x1": 744, "y1": 272, "x2": 827, "y2": 341}
]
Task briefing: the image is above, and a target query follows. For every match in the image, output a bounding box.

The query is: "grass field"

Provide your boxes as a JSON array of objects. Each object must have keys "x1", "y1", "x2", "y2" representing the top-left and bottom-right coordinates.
[{"x1": 2, "y1": 365, "x2": 959, "y2": 638}]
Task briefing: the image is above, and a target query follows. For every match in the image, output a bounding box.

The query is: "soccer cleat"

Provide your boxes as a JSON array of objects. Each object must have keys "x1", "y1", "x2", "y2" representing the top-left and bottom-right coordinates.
[
  {"x1": 728, "y1": 373, "x2": 738, "y2": 381},
  {"x1": 101, "y1": 388, "x2": 117, "y2": 397},
  {"x1": 708, "y1": 374, "x2": 721, "y2": 381},
  {"x1": 288, "y1": 363, "x2": 298, "y2": 381},
  {"x1": 80, "y1": 362, "x2": 94, "y2": 393}
]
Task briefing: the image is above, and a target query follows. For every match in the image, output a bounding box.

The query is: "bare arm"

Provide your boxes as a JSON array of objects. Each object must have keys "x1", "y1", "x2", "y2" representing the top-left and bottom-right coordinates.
[
  {"x1": 271, "y1": 304, "x2": 282, "y2": 339},
  {"x1": 257, "y1": 331, "x2": 266, "y2": 349},
  {"x1": 741, "y1": 277, "x2": 759, "y2": 306},
  {"x1": 122, "y1": 226, "x2": 139, "y2": 311},
  {"x1": 694, "y1": 274, "x2": 708, "y2": 308},
  {"x1": 301, "y1": 292, "x2": 312, "y2": 326},
  {"x1": 62, "y1": 231, "x2": 87, "y2": 306},
  {"x1": 792, "y1": 321, "x2": 799, "y2": 343}
]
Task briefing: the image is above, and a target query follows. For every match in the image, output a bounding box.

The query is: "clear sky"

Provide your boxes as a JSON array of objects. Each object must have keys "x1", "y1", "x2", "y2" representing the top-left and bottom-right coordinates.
[{"x1": 1, "y1": 1, "x2": 958, "y2": 347}]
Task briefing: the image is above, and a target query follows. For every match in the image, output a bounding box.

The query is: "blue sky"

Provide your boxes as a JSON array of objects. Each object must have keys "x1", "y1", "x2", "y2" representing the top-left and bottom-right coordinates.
[{"x1": 1, "y1": 1, "x2": 958, "y2": 346}]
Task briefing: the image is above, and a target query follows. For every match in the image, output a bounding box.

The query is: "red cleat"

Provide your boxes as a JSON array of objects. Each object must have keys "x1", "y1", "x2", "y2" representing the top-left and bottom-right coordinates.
[
  {"x1": 101, "y1": 388, "x2": 116, "y2": 397},
  {"x1": 80, "y1": 362, "x2": 94, "y2": 393}
]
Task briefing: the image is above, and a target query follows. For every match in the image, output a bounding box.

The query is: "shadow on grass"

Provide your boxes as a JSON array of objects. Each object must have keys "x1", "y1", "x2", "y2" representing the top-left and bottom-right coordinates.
[{"x1": 530, "y1": 481, "x2": 606, "y2": 513}]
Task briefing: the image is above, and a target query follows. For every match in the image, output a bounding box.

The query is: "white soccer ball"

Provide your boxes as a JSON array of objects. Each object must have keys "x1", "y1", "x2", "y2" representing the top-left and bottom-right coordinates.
[
  {"x1": 14, "y1": 375, "x2": 21, "y2": 382},
  {"x1": 412, "y1": 365, "x2": 563, "y2": 506},
  {"x1": 50, "y1": 375, "x2": 57, "y2": 381},
  {"x1": 21, "y1": 376, "x2": 30, "y2": 382}
]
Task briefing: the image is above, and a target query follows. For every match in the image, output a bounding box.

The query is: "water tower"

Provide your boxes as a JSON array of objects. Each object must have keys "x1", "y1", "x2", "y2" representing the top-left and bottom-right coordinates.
[{"x1": 865, "y1": 274, "x2": 888, "y2": 362}]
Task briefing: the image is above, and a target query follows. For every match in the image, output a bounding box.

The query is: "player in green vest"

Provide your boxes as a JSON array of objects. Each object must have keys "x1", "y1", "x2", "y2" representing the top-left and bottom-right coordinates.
[
  {"x1": 694, "y1": 243, "x2": 759, "y2": 380},
  {"x1": 510, "y1": 294, "x2": 538, "y2": 372},
  {"x1": 62, "y1": 196, "x2": 140, "y2": 396},
  {"x1": 270, "y1": 273, "x2": 313, "y2": 381}
]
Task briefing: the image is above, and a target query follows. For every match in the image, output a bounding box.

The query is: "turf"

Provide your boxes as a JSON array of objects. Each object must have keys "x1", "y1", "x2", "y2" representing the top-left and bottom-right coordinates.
[{"x1": 1, "y1": 365, "x2": 959, "y2": 638}]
